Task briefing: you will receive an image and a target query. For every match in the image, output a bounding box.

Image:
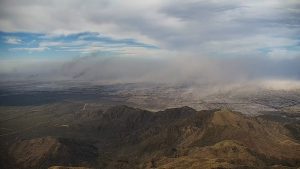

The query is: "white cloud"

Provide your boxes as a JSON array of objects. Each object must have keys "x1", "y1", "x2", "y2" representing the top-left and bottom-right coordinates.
[
  {"x1": 10, "y1": 47, "x2": 48, "y2": 52},
  {"x1": 1, "y1": 0, "x2": 298, "y2": 52},
  {"x1": 268, "y1": 49, "x2": 300, "y2": 60},
  {"x1": 0, "y1": 0, "x2": 299, "y2": 83},
  {"x1": 4, "y1": 36, "x2": 22, "y2": 44}
]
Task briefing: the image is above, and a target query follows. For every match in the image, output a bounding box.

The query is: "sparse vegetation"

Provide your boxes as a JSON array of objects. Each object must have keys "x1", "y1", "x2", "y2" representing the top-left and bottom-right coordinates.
[{"x1": 1, "y1": 104, "x2": 299, "y2": 169}]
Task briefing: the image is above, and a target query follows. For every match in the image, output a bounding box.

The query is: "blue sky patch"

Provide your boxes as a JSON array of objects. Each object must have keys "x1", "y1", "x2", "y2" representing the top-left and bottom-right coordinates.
[{"x1": 0, "y1": 31, "x2": 158, "y2": 59}]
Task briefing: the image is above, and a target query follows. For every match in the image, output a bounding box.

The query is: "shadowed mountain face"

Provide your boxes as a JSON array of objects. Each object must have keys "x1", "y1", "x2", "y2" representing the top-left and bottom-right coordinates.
[
  {"x1": 1, "y1": 105, "x2": 300, "y2": 169},
  {"x1": 8, "y1": 137, "x2": 98, "y2": 169}
]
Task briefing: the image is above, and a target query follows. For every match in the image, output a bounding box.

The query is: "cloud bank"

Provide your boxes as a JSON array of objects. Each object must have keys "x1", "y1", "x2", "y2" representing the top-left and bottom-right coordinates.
[{"x1": 0, "y1": 0, "x2": 299, "y2": 86}]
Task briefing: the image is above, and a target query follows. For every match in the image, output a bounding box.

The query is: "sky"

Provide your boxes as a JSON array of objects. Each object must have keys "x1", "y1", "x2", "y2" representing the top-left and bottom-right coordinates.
[{"x1": 0, "y1": 0, "x2": 299, "y2": 85}]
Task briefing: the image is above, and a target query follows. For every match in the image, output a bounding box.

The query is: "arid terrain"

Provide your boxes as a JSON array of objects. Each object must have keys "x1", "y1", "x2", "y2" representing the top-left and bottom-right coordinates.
[
  {"x1": 0, "y1": 82, "x2": 299, "y2": 169},
  {"x1": 1, "y1": 0, "x2": 300, "y2": 168}
]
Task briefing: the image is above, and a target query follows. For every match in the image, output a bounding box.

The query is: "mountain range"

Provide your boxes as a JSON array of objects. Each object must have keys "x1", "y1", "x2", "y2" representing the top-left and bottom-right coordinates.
[{"x1": 1, "y1": 105, "x2": 299, "y2": 169}]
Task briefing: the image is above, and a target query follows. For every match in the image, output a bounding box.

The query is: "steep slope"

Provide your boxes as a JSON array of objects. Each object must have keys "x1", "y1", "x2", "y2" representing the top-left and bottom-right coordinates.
[
  {"x1": 156, "y1": 140, "x2": 265, "y2": 169},
  {"x1": 144, "y1": 109, "x2": 300, "y2": 169},
  {"x1": 93, "y1": 107, "x2": 300, "y2": 168},
  {"x1": 8, "y1": 137, "x2": 98, "y2": 169},
  {"x1": 206, "y1": 109, "x2": 300, "y2": 165}
]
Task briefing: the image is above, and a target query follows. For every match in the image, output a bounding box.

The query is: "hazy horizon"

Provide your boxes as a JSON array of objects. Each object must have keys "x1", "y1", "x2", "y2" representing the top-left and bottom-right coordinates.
[{"x1": 0, "y1": 0, "x2": 299, "y2": 88}]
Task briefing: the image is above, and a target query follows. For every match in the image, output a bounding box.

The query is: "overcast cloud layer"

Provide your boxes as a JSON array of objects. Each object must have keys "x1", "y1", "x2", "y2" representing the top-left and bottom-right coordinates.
[{"x1": 0, "y1": 0, "x2": 299, "y2": 86}]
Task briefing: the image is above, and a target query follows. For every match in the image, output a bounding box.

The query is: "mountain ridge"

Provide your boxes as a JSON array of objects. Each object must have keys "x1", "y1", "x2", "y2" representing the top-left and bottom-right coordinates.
[{"x1": 2, "y1": 105, "x2": 300, "y2": 169}]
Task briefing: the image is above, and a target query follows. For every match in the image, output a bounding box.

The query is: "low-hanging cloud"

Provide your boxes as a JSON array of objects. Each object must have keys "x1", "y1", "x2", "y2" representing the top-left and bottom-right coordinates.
[
  {"x1": 1, "y1": 54, "x2": 299, "y2": 87},
  {"x1": 0, "y1": 0, "x2": 299, "y2": 88}
]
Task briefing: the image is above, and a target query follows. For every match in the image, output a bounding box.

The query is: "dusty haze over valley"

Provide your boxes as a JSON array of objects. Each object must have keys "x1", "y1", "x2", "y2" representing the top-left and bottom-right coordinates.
[{"x1": 0, "y1": 0, "x2": 300, "y2": 168}]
